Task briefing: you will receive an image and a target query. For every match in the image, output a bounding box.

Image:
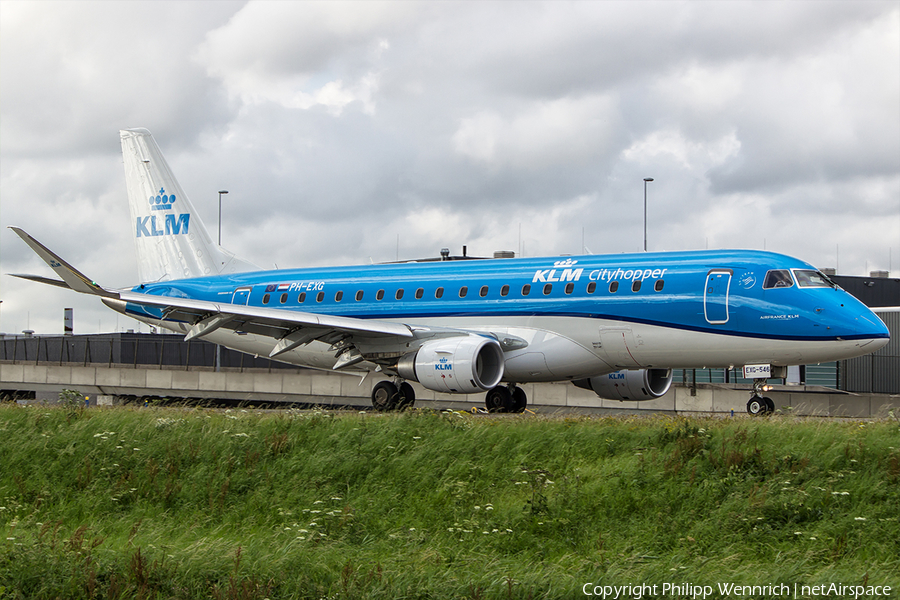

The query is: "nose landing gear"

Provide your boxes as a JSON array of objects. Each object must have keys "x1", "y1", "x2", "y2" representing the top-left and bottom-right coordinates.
[{"x1": 746, "y1": 378, "x2": 775, "y2": 415}]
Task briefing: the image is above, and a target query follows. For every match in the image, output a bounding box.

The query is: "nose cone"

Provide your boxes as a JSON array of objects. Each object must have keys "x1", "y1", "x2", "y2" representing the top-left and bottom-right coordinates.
[
  {"x1": 858, "y1": 310, "x2": 890, "y2": 350},
  {"x1": 837, "y1": 295, "x2": 890, "y2": 351}
]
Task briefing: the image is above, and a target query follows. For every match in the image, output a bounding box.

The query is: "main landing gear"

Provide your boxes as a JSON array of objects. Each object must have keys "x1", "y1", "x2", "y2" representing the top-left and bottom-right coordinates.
[
  {"x1": 746, "y1": 378, "x2": 775, "y2": 415},
  {"x1": 485, "y1": 384, "x2": 527, "y2": 413},
  {"x1": 371, "y1": 380, "x2": 415, "y2": 411}
]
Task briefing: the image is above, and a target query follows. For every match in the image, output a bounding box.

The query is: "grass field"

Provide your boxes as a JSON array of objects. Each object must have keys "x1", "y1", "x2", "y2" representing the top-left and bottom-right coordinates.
[{"x1": 0, "y1": 403, "x2": 898, "y2": 599}]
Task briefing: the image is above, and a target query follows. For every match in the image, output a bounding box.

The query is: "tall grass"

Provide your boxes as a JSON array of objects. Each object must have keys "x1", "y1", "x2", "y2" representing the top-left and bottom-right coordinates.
[{"x1": 1, "y1": 405, "x2": 898, "y2": 598}]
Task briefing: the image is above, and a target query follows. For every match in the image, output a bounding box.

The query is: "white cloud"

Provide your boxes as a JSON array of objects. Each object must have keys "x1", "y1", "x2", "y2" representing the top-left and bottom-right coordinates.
[
  {"x1": 622, "y1": 129, "x2": 741, "y2": 172},
  {"x1": 195, "y1": 1, "x2": 412, "y2": 115},
  {"x1": 1, "y1": 1, "x2": 898, "y2": 335},
  {"x1": 452, "y1": 95, "x2": 623, "y2": 169}
]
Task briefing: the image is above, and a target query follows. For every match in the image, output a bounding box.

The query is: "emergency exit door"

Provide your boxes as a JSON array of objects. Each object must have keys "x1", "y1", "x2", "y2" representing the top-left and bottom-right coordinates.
[{"x1": 232, "y1": 287, "x2": 251, "y2": 305}]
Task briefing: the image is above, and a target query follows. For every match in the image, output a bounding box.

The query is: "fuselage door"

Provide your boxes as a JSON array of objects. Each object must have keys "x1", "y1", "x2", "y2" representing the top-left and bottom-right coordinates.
[
  {"x1": 704, "y1": 270, "x2": 732, "y2": 324},
  {"x1": 232, "y1": 287, "x2": 252, "y2": 305}
]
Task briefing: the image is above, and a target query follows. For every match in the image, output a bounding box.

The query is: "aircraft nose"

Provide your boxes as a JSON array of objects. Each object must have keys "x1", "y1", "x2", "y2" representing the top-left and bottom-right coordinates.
[{"x1": 851, "y1": 309, "x2": 890, "y2": 348}]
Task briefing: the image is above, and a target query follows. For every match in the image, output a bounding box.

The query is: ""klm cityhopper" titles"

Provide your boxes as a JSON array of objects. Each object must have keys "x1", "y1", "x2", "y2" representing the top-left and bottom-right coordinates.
[{"x1": 532, "y1": 259, "x2": 667, "y2": 283}]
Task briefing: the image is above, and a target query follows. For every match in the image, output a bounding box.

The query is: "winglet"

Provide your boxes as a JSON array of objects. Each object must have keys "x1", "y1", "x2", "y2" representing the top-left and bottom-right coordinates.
[{"x1": 8, "y1": 226, "x2": 118, "y2": 298}]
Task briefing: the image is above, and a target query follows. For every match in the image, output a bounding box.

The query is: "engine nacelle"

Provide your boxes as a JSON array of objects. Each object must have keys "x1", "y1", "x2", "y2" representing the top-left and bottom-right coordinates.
[
  {"x1": 398, "y1": 336, "x2": 505, "y2": 394},
  {"x1": 573, "y1": 368, "x2": 673, "y2": 401}
]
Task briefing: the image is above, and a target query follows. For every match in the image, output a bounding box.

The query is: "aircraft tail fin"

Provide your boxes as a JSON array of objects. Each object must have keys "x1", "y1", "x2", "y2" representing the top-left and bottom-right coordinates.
[{"x1": 120, "y1": 128, "x2": 259, "y2": 283}]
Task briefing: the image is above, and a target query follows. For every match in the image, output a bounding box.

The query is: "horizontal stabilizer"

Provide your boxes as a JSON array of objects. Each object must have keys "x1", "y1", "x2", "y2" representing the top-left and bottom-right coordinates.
[{"x1": 8, "y1": 227, "x2": 116, "y2": 297}]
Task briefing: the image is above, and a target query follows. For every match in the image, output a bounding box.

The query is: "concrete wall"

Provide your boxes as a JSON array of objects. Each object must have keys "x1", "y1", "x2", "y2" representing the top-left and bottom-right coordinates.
[{"x1": 3, "y1": 362, "x2": 898, "y2": 418}]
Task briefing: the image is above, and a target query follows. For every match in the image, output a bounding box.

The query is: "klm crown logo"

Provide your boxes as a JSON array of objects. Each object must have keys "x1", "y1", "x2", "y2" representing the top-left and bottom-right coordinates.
[
  {"x1": 149, "y1": 188, "x2": 176, "y2": 211},
  {"x1": 136, "y1": 187, "x2": 190, "y2": 238},
  {"x1": 435, "y1": 356, "x2": 453, "y2": 371},
  {"x1": 553, "y1": 258, "x2": 578, "y2": 268}
]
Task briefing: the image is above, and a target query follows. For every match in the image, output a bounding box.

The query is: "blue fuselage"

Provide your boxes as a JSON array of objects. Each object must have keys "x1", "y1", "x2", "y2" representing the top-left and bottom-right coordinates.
[
  {"x1": 126, "y1": 249, "x2": 888, "y2": 380},
  {"x1": 134, "y1": 249, "x2": 887, "y2": 341}
]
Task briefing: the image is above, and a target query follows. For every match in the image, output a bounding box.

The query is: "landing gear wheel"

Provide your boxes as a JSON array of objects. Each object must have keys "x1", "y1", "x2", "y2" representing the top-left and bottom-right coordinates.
[
  {"x1": 397, "y1": 382, "x2": 416, "y2": 410},
  {"x1": 747, "y1": 396, "x2": 765, "y2": 415},
  {"x1": 485, "y1": 386, "x2": 513, "y2": 413},
  {"x1": 763, "y1": 397, "x2": 775, "y2": 413},
  {"x1": 511, "y1": 386, "x2": 527, "y2": 413},
  {"x1": 372, "y1": 381, "x2": 398, "y2": 411}
]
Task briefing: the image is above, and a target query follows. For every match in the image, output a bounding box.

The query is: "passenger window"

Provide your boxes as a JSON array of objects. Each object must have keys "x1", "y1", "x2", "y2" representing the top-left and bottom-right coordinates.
[
  {"x1": 262, "y1": 293, "x2": 270, "y2": 304},
  {"x1": 395, "y1": 289, "x2": 404, "y2": 300},
  {"x1": 280, "y1": 293, "x2": 288, "y2": 304},
  {"x1": 654, "y1": 279, "x2": 664, "y2": 292},
  {"x1": 521, "y1": 284, "x2": 531, "y2": 296},
  {"x1": 565, "y1": 282, "x2": 574, "y2": 295},
  {"x1": 500, "y1": 285, "x2": 509, "y2": 297},
  {"x1": 415, "y1": 288, "x2": 424, "y2": 299},
  {"x1": 435, "y1": 287, "x2": 444, "y2": 299},
  {"x1": 316, "y1": 291, "x2": 324, "y2": 303},
  {"x1": 480, "y1": 285, "x2": 489, "y2": 297},
  {"x1": 763, "y1": 270, "x2": 794, "y2": 289},
  {"x1": 355, "y1": 290, "x2": 364, "y2": 301},
  {"x1": 459, "y1": 286, "x2": 468, "y2": 298},
  {"x1": 335, "y1": 291, "x2": 343, "y2": 302},
  {"x1": 609, "y1": 281, "x2": 619, "y2": 293},
  {"x1": 298, "y1": 292, "x2": 306, "y2": 303},
  {"x1": 632, "y1": 280, "x2": 642, "y2": 292},
  {"x1": 587, "y1": 282, "x2": 596, "y2": 294},
  {"x1": 376, "y1": 289, "x2": 385, "y2": 300},
  {"x1": 543, "y1": 283, "x2": 552, "y2": 295}
]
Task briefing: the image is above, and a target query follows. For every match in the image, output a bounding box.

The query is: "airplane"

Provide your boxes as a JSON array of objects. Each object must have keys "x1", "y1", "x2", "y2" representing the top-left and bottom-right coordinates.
[{"x1": 10, "y1": 128, "x2": 890, "y2": 415}]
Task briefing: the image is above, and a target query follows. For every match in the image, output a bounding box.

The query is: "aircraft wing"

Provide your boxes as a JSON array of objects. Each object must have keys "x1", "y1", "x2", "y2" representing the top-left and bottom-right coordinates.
[
  {"x1": 114, "y1": 289, "x2": 414, "y2": 357},
  {"x1": 9, "y1": 226, "x2": 117, "y2": 297},
  {"x1": 7, "y1": 272, "x2": 73, "y2": 290},
  {"x1": 9, "y1": 226, "x2": 421, "y2": 362}
]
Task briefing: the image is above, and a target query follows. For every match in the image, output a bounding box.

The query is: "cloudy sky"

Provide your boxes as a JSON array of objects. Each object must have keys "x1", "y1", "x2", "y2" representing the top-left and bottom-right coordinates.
[{"x1": 1, "y1": 0, "x2": 898, "y2": 336}]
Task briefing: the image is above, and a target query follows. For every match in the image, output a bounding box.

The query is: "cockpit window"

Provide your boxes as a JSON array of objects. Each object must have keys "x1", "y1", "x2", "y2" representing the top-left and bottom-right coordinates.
[
  {"x1": 793, "y1": 269, "x2": 836, "y2": 288},
  {"x1": 763, "y1": 269, "x2": 794, "y2": 289}
]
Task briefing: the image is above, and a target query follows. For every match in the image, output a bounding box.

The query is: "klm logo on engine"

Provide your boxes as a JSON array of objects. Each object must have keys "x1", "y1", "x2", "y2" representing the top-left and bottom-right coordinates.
[
  {"x1": 136, "y1": 188, "x2": 190, "y2": 237},
  {"x1": 435, "y1": 357, "x2": 453, "y2": 371},
  {"x1": 533, "y1": 258, "x2": 583, "y2": 283}
]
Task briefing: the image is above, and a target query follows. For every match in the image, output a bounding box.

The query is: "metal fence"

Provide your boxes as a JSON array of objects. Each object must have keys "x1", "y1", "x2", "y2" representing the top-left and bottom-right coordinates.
[
  {"x1": 674, "y1": 366, "x2": 838, "y2": 389},
  {"x1": 0, "y1": 333, "x2": 304, "y2": 372},
  {"x1": 840, "y1": 311, "x2": 899, "y2": 394},
  {"x1": 3, "y1": 323, "x2": 897, "y2": 393}
]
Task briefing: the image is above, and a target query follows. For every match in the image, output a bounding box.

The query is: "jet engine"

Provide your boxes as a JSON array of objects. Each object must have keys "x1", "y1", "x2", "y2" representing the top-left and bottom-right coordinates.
[
  {"x1": 573, "y1": 368, "x2": 673, "y2": 401},
  {"x1": 397, "y1": 335, "x2": 505, "y2": 394}
]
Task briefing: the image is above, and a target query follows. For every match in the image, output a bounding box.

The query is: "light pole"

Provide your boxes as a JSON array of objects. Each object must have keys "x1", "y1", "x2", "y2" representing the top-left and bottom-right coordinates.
[
  {"x1": 216, "y1": 190, "x2": 228, "y2": 373},
  {"x1": 643, "y1": 178, "x2": 653, "y2": 252},
  {"x1": 218, "y1": 190, "x2": 228, "y2": 246}
]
